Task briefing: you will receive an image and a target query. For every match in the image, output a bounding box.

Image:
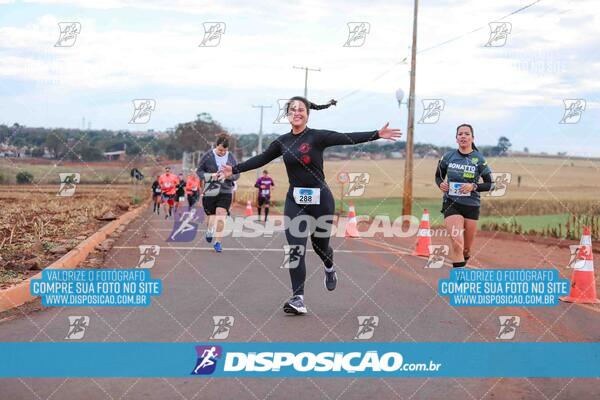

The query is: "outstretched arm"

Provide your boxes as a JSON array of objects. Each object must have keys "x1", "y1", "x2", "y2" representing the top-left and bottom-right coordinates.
[
  {"x1": 221, "y1": 140, "x2": 282, "y2": 178},
  {"x1": 319, "y1": 122, "x2": 402, "y2": 148}
]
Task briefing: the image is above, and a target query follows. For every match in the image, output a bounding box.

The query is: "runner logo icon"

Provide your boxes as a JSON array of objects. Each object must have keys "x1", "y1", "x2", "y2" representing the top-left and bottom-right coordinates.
[
  {"x1": 55, "y1": 22, "x2": 81, "y2": 47},
  {"x1": 485, "y1": 22, "x2": 511, "y2": 47},
  {"x1": 65, "y1": 316, "x2": 89, "y2": 340},
  {"x1": 354, "y1": 316, "x2": 379, "y2": 340},
  {"x1": 418, "y1": 99, "x2": 445, "y2": 124},
  {"x1": 497, "y1": 316, "x2": 520, "y2": 340},
  {"x1": 210, "y1": 316, "x2": 234, "y2": 340},
  {"x1": 137, "y1": 245, "x2": 160, "y2": 269},
  {"x1": 344, "y1": 22, "x2": 370, "y2": 47},
  {"x1": 192, "y1": 345, "x2": 222, "y2": 375},
  {"x1": 559, "y1": 99, "x2": 586, "y2": 124},
  {"x1": 425, "y1": 245, "x2": 449, "y2": 269},
  {"x1": 282, "y1": 245, "x2": 305, "y2": 269},
  {"x1": 199, "y1": 22, "x2": 226, "y2": 47}
]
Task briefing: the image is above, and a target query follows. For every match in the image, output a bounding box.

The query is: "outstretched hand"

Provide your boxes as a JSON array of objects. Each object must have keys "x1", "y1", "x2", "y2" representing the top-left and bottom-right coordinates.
[
  {"x1": 218, "y1": 164, "x2": 233, "y2": 180},
  {"x1": 378, "y1": 122, "x2": 402, "y2": 141}
]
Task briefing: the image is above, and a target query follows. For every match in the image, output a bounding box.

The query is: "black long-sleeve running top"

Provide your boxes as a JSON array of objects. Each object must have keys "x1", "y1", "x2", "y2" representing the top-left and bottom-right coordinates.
[
  {"x1": 232, "y1": 127, "x2": 379, "y2": 188},
  {"x1": 434, "y1": 149, "x2": 493, "y2": 207}
]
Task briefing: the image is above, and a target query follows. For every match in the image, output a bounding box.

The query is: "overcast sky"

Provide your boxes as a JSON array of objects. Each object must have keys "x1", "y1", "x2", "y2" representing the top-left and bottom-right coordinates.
[{"x1": 0, "y1": 0, "x2": 598, "y2": 155}]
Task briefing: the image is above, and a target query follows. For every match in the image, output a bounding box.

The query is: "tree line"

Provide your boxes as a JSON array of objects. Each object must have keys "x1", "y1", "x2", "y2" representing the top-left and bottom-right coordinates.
[{"x1": 0, "y1": 116, "x2": 513, "y2": 161}]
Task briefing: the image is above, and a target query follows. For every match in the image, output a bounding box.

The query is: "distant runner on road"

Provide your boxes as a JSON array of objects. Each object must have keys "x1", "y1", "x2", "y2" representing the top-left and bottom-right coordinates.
[
  {"x1": 185, "y1": 171, "x2": 201, "y2": 210},
  {"x1": 158, "y1": 166, "x2": 180, "y2": 219},
  {"x1": 174, "y1": 173, "x2": 186, "y2": 215},
  {"x1": 255, "y1": 169, "x2": 275, "y2": 222},
  {"x1": 197, "y1": 133, "x2": 239, "y2": 253},
  {"x1": 151, "y1": 174, "x2": 161, "y2": 215}
]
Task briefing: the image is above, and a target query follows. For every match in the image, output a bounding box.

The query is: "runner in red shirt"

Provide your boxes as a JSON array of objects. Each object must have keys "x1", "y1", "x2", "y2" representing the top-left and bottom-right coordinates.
[
  {"x1": 158, "y1": 166, "x2": 180, "y2": 219},
  {"x1": 185, "y1": 171, "x2": 201, "y2": 210}
]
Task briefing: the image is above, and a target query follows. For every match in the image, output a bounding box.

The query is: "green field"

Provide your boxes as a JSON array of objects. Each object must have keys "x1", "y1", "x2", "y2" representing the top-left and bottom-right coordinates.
[
  {"x1": 336, "y1": 197, "x2": 442, "y2": 223},
  {"x1": 478, "y1": 214, "x2": 569, "y2": 232},
  {"x1": 250, "y1": 195, "x2": 594, "y2": 239},
  {"x1": 334, "y1": 197, "x2": 576, "y2": 235}
]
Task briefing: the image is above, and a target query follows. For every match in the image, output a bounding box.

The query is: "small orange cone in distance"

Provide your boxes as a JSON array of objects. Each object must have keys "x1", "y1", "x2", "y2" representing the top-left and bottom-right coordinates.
[
  {"x1": 560, "y1": 226, "x2": 600, "y2": 304},
  {"x1": 413, "y1": 209, "x2": 432, "y2": 257},
  {"x1": 245, "y1": 200, "x2": 253, "y2": 217},
  {"x1": 345, "y1": 202, "x2": 360, "y2": 238}
]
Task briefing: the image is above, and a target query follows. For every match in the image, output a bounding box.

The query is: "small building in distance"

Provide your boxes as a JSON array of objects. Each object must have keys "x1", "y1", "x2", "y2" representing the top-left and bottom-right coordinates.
[
  {"x1": 103, "y1": 150, "x2": 126, "y2": 161},
  {"x1": 103, "y1": 144, "x2": 127, "y2": 161}
]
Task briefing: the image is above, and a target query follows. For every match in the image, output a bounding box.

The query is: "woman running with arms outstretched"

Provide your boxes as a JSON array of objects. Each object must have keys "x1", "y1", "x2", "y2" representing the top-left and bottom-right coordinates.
[
  {"x1": 220, "y1": 96, "x2": 401, "y2": 315},
  {"x1": 435, "y1": 124, "x2": 494, "y2": 269}
]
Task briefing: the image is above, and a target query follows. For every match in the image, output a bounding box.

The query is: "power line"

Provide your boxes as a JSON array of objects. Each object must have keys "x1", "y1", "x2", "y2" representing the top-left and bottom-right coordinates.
[
  {"x1": 337, "y1": 0, "x2": 545, "y2": 102},
  {"x1": 252, "y1": 104, "x2": 272, "y2": 178},
  {"x1": 419, "y1": 0, "x2": 543, "y2": 54},
  {"x1": 292, "y1": 66, "x2": 321, "y2": 98}
]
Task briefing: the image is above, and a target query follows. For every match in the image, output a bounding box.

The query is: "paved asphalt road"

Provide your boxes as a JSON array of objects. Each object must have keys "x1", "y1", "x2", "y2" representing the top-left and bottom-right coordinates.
[{"x1": 0, "y1": 202, "x2": 598, "y2": 400}]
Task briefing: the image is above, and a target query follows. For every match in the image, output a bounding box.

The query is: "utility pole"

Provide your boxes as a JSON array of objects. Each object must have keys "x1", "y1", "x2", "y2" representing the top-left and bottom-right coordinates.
[
  {"x1": 293, "y1": 66, "x2": 321, "y2": 98},
  {"x1": 252, "y1": 104, "x2": 272, "y2": 178},
  {"x1": 402, "y1": 0, "x2": 418, "y2": 220}
]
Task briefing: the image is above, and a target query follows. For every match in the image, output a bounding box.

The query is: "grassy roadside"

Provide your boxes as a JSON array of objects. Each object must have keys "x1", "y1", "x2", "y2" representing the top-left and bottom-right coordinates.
[{"x1": 334, "y1": 197, "x2": 590, "y2": 238}]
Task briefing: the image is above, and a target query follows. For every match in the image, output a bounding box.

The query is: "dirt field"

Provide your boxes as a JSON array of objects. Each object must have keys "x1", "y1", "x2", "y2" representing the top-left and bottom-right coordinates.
[
  {"x1": 0, "y1": 184, "x2": 144, "y2": 288},
  {"x1": 0, "y1": 158, "x2": 170, "y2": 184}
]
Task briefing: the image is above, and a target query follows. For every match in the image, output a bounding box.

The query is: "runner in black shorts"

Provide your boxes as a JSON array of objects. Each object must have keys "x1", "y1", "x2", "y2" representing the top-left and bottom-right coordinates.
[
  {"x1": 197, "y1": 133, "x2": 239, "y2": 253},
  {"x1": 220, "y1": 96, "x2": 401, "y2": 314},
  {"x1": 174, "y1": 173, "x2": 186, "y2": 215},
  {"x1": 158, "y1": 167, "x2": 179, "y2": 219},
  {"x1": 255, "y1": 170, "x2": 275, "y2": 222},
  {"x1": 151, "y1": 175, "x2": 161, "y2": 214},
  {"x1": 435, "y1": 124, "x2": 494, "y2": 269}
]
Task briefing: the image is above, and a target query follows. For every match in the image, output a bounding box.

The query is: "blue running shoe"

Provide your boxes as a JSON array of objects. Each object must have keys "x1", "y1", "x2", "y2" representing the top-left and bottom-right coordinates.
[
  {"x1": 283, "y1": 296, "x2": 307, "y2": 315},
  {"x1": 214, "y1": 242, "x2": 222, "y2": 253},
  {"x1": 324, "y1": 268, "x2": 338, "y2": 291}
]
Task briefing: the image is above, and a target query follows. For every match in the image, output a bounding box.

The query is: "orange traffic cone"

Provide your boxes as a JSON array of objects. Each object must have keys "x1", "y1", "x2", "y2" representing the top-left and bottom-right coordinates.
[
  {"x1": 560, "y1": 226, "x2": 599, "y2": 304},
  {"x1": 245, "y1": 200, "x2": 253, "y2": 217},
  {"x1": 413, "y1": 209, "x2": 432, "y2": 257},
  {"x1": 345, "y1": 202, "x2": 360, "y2": 238}
]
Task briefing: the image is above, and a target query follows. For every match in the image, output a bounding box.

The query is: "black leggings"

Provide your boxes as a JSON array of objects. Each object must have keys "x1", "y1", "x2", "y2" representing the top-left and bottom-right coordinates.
[
  {"x1": 284, "y1": 186, "x2": 335, "y2": 296},
  {"x1": 187, "y1": 193, "x2": 199, "y2": 208}
]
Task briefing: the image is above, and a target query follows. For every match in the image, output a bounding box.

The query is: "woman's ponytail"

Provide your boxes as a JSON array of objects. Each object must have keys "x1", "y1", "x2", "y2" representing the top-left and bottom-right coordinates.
[{"x1": 286, "y1": 96, "x2": 337, "y2": 115}]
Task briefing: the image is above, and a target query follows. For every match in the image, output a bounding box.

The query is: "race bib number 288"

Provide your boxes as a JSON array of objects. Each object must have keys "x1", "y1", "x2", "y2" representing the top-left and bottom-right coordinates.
[{"x1": 293, "y1": 187, "x2": 320, "y2": 205}]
